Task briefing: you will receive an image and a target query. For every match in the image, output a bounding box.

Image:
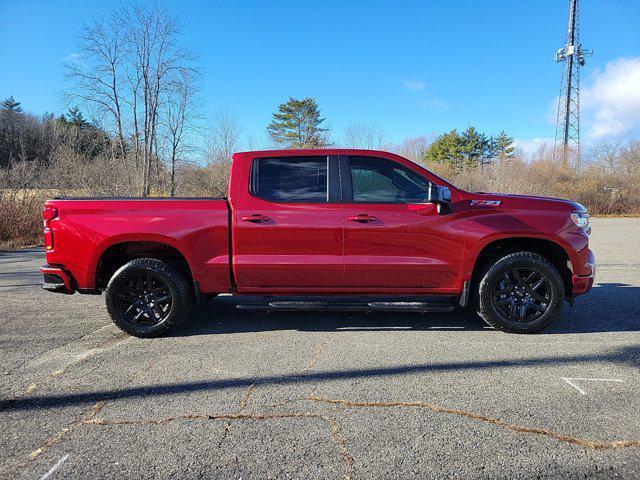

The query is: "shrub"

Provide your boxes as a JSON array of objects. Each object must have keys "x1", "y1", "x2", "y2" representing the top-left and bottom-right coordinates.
[{"x1": 0, "y1": 199, "x2": 43, "y2": 249}]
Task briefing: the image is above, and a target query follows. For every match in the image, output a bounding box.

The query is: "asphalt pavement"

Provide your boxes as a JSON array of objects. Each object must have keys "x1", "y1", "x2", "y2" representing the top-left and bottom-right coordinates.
[{"x1": 1, "y1": 218, "x2": 639, "y2": 479}]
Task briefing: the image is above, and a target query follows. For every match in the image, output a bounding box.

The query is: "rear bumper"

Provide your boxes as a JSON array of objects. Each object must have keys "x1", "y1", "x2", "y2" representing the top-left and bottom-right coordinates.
[
  {"x1": 572, "y1": 249, "x2": 596, "y2": 296},
  {"x1": 41, "y1": 265, "x2": 75, "y2": 294}
]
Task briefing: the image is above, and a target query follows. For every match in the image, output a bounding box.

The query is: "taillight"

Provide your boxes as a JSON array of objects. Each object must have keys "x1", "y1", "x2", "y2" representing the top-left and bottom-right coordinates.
[
  {"x1": 44, "y1": 227, "x2": 54, "y2": 250},
  {"x1": 43, "y1": 206, "x2": 58, "y2": 221},
  {"x1": 42, "y1": 206, "x2": 58, "y2": 251}
]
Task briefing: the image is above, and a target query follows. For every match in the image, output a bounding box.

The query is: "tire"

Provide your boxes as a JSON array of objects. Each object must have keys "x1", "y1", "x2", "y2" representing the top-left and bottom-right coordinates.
[
  {"x1": 105, "y1": 258, "x2": 193, "y2": 338},
  {"x1": 476, "y1": 251, "x2": 564, "y2": 333}
]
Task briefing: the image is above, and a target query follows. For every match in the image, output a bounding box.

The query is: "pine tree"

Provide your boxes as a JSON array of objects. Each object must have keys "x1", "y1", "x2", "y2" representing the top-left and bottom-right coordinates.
[
  {"x1": 267, "y1": 97, "x2": 329, "y2": 148},
  {"x1": 2, "y1": 96, "x2": 22, "y2": 112},
  {"x1": 493, "y1": 130, "x2": 515, "y2": 161},
  {"x1": 67, "y1": 106, "x2": 87, "y2": 129},
  {"x1": 424, "y1": 129, "x2": 465, "y2": 170},
  {"x1": 461, "y1": 126, "x2": 491, "y2": 168}
]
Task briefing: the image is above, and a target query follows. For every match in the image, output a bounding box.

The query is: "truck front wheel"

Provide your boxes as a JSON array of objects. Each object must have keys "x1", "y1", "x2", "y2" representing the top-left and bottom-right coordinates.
[
  {"x1": 476, "y1": 251, "x2": 564, "y2": 333},
  {"x1": 105, "y1": 258, "x2": 193, "y2": 337}
]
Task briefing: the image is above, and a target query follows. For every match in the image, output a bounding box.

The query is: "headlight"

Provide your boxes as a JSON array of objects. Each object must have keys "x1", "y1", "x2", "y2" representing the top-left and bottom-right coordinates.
[{"x1": 570, "y1": 212, "x2": 590, "y2": 228}]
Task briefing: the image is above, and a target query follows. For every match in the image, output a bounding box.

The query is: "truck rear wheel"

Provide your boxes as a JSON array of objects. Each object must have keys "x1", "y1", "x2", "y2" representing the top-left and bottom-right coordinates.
[
  {"x1": 105, "y1": 258, "x2": 193, "y2": 338},
  {"x1": 476, "y1": 251, "x2": 564, "y2": 333}
]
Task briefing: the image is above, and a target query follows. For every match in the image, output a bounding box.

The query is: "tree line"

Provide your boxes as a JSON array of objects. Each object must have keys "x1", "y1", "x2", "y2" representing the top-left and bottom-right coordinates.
[
  {"x1": 0, "y1": 88, "x2": 518, "y2": 192},
  {"x1": 2, "y1": 90, "x2": 640, "y2": 250},
  {"x1": 0, "y1": 96, "x2": 112, "y2": 169}
]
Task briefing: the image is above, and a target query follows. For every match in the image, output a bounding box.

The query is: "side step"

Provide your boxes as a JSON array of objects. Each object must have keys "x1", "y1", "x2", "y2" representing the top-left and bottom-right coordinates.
[{"x1": 236, "y1": 300, "x2": 454, "y2": 313}]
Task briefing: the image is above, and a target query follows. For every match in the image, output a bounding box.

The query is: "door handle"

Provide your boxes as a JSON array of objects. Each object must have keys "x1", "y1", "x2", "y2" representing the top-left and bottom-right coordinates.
[
  {"x1": 348, "y1": 214, "x2": 377, "y2": 223},
  {"x1": 241, "y1": 214, "x2": 270, "y2": 223}
]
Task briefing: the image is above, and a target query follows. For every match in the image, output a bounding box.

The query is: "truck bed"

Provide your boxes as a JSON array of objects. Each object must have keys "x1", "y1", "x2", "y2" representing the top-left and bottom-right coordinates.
[{"x1": 43, "y1": 197, "x2": 231, "y2": 294}]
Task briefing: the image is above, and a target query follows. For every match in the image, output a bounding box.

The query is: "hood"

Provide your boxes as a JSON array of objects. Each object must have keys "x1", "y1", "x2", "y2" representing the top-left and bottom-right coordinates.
[{"x1": 470, "y1": 191, "x2": 587, "y2": 213}]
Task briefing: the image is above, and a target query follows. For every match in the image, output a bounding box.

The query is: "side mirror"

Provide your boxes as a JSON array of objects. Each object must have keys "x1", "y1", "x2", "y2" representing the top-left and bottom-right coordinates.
[{"x1": 427, "y1": 185, "x2": 451, "y2": 204}]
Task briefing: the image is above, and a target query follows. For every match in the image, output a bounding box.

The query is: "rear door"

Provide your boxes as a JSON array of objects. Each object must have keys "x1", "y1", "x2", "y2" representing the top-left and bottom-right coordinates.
[
  {"x1": 341, "y1": 155, "x2": 464, "y2": 291},
  {"x1": 233, "y1": 155, "x2": 343, "y2": 289}
]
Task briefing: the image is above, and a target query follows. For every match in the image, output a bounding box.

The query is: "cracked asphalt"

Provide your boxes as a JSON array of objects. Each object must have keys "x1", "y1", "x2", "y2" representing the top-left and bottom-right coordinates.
[{"x1": 1, "y1": 217, "x2": 639, "y2": 479}]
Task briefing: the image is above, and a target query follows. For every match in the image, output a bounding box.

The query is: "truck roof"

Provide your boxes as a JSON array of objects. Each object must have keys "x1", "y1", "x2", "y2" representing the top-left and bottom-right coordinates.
[{"x1": 233, "y1": 148, "x2": 400, "y2": 159}]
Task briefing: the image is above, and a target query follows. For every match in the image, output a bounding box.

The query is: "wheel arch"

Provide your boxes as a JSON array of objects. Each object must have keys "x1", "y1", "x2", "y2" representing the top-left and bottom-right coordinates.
[
  {"x1": 94, "y1": 237, "x2": 196, "y2": 292},
  {"x1": 467, "y1": 236, "x2": 573, "y2": 302}
]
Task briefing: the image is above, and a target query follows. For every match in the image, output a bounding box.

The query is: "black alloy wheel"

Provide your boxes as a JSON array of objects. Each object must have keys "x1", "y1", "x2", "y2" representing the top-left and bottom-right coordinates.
[
  {"x1": 476, "y1": 251, "x2": 564, "y2": 333},
  {"x1": 491, "y1": 266, "x2": 551, "y2": 323},
  {"x1": 105, "y1": 258, "x2": 193, "y2": 337},
  {"x1": 116, "y1": 271, "x2": 173, "y2": 326}
]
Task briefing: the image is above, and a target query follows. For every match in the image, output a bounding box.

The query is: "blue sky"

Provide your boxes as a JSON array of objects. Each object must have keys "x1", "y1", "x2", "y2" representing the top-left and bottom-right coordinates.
[{"x1": 1, "y1": 0, "x2": 639, "y2": 150}]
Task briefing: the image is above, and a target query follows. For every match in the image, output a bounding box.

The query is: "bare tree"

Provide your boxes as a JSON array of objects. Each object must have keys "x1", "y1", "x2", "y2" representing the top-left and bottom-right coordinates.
[
  {"x1": 343, "y1": 122, "x2": 387, "y2": 150},
  {"x1": 205, "y1": 107, "x2": 243, "y2": 164},
  {"x1": 65, "y1": 12, "x2": 126, "y2": 158},
  {"x1": 163, "y1": 68, "x2": 200, "y2": 196},
  {"x1": 67, "y1": 2, "x2": 199, "y2": 196},
  {"x1": 587, "y1": 140, "x2": 621, "y2": 172},
  {"x1": 619, "y1": 140, "x2": 640, "y2": 174},
  {"x1": 142, "y1": 5, "x2": 195, "y2": 194},
  {"x1": 391, "y1": 135, "x2": 433, "y2": 163}
]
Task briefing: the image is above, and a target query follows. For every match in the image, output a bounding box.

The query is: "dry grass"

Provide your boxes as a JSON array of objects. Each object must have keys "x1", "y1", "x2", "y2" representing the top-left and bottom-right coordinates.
[{"x1": 0, "y1": 200, "x2": 44, "y2": 249}]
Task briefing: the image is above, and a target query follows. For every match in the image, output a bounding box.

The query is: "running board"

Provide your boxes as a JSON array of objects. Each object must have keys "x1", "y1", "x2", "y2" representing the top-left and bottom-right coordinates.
[{"x1": 236, "y1": 300, "x2": 455, "y2": 313}]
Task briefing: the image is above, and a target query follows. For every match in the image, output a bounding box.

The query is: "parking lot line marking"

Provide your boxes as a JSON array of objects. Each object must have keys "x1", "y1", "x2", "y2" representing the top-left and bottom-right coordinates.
[
  {"x1": 39, "y1": 454, "x2": 69, "y2": 480},
  {"x1": 561, "y1": 377, "x2": 625, "y2": 395}
]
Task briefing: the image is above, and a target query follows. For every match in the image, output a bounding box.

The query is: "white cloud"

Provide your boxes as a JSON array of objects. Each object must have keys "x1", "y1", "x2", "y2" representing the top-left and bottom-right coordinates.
[
  {"x1": 582, "y1": 57, "x2": 640, "y2": 139},
  {"x1": 404, "y1": 80, "x2": 426, "y2": 91},
  {"x1": 422, "y1": 98, "x2": 449, "y2": 109},
  {"x1": 63, "y1": 52, "x2": 81, "y2": 63},
  {"x1": 514, "y1": 137, "x2": 554, "y2": 157}
]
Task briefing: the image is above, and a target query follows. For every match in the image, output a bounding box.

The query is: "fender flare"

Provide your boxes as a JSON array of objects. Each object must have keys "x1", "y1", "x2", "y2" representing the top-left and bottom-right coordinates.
[
  {"x1": 461, "y1": 232, "x2": 576, "y2": 283},
  {"x1": 88, "y1": 233, "x2": 199, "y2": 289}
]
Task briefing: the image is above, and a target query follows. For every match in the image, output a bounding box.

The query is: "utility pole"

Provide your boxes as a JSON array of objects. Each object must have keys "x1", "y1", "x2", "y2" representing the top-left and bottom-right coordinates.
[{"x1": 554, "y1": 0, "x2": 592, "y2": 167}]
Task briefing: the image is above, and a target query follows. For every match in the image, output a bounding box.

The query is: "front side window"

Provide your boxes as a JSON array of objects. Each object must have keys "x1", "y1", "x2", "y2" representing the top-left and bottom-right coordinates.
[
  {"x1": 251, "y1": 156, "x2": 328, "y2": 203},
  {"x1": 349, "y1": 156, "x2": 431, "y2": 203}
]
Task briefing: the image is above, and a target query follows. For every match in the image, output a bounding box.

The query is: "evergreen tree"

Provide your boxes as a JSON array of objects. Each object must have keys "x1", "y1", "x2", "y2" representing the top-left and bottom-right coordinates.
[
  {"x1": 493, "y1": 130, "x2": 516, "y2": 161},
  {"x1": 461, "y1": 126, "x2": 492, "y2": 168},
  {"x1": 2, "y1": 96, "x2": 22, "y2": 112},
  {"x1": 423, "y1": 129, "x2": 465, "y2": 169},
  {"x1": 267, "y1": 97, "x2": 329, "y2": 148},
  {"x1": 67, "y1": 106, "x2": 88, "y2": 129}
]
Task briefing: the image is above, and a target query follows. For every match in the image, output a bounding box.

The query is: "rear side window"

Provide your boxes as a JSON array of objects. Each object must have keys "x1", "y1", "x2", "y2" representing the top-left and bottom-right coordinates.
[
  {"x1": 349, "y1": 156, "x2": 431, "y2": 203},
  {"x1": 251, "y1": 157, "x2": 328, "y2": 203}
]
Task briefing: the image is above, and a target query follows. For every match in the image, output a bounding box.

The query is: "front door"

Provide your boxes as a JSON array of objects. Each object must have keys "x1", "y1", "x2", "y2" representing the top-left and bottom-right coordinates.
[
  {"x1": 233, "y1": 155, "x2": 343, "y2": 289},
  {"x1": 341, "y1": 155, "x2": 464, "y2": 291}
]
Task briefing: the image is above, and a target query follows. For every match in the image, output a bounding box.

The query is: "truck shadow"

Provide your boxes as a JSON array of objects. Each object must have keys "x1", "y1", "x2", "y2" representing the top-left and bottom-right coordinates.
[
  {"x1": 175, "y1": 282, "x2": 640, "y2": 336},
  {"x1": 544, "y1": 282, "x2": 640, "y2": 334},
  {"x1": 3, "y1": 343, "x2": 639, "y2": 413}
]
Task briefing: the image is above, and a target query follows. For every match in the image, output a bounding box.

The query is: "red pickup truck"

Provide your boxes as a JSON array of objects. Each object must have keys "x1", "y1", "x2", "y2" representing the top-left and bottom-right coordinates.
[{"x1": 41, "y1": 149, "x2": 595, "y2": 337}]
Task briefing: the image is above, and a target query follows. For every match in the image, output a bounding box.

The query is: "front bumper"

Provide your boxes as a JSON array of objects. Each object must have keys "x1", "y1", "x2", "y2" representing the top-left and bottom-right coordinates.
[
  {"x1": 572, "y1": 249, "x2": 596, "y2": 296},
  {"x1": 41, "y1": 265, "x2": 75, "y2": 294}
]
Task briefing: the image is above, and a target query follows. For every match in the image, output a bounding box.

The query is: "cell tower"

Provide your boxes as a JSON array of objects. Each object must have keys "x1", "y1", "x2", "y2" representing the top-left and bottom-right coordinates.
[{"x1": 554, "y1": 0, "x2": 592, "y2": 166}]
